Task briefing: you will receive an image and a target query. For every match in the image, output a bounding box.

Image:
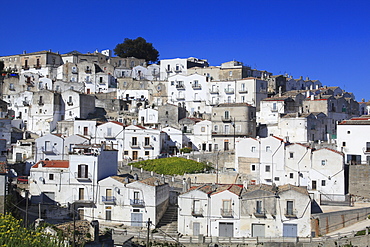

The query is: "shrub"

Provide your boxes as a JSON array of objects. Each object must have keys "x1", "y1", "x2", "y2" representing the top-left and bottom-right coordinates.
[
  {"x1": 180, "y1": 147, "x2": 192, "y2": 153},
  {"x1": 132, "y1": 157, "x2": 212, "y2": 175}
]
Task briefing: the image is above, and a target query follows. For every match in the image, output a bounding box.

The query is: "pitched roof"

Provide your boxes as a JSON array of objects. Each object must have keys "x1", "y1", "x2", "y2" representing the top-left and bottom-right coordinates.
[{"x1": 32, "y1": 160, "x2": 69, "y2": 168}]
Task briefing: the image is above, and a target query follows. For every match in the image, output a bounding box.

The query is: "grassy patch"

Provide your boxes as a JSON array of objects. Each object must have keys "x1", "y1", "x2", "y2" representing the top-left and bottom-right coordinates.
[{"x1": 131, "y1": 157, "x2": 212, "y2": 175}]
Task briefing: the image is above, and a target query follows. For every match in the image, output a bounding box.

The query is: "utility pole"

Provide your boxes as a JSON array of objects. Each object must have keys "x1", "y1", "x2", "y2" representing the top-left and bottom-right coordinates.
[
  {"x1": 25, "y1": 191, "x2": 28, "y2": 227},
  {"x1": 73, "y1": 203, "x2": 76, "y2": 247},
  {"x1": 146, "y1": 218, "x2": 151, "y2": 247}
]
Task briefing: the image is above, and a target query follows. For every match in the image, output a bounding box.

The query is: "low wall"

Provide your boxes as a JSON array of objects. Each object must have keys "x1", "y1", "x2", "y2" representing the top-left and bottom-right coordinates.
[{"x1": 312, "y1": 207, "x2": 370, "y2": 236}]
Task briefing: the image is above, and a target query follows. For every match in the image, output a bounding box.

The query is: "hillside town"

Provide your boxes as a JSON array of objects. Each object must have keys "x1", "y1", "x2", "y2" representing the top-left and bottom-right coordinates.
[{"x1": 1, "y1": 49, "x2": 370, "y2": 246}]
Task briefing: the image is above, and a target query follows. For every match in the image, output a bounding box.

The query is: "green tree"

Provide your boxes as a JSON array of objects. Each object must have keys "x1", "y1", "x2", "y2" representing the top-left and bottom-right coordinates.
[
  {"x1": 0, "y1": 61, "x2": 4, "y2": 72},
  {"x1": 114, "y1": 37, "x2": 159, "y2": 63}
]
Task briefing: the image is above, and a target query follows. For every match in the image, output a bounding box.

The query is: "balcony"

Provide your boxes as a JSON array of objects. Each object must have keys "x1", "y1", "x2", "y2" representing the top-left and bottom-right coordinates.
[
  {"x1": 22, "y1": 65, "x2": 30, "y2": 70},
  {"x1": 176, "y1": 95, "x2": 185, "y2": 100},
  {"x1": 193, "y1": 98, "x2": 202, "y2": 102},
  {"x1": 67, "y1": 101, "x2": 73, "y2": 106},
  {"x1": 85, "y1": 69, "x2": 92, "y2": 73},
  {"x1": 254, "y1": 209, "x2": 266, "y2": 218},
  {"x1": 220, "y1": 208, "x2": 233, "y2": 218},
  {"x1": 84, "y1": 79, "x2": 92, "y2": 84},
  {"x1": 23, "y1": 101, "x2": 30, "y2": 106},
  {"x1": 224, "y1": 88, "x2": 235, "y2": 94},
  {"x1": 176, "y1": 84, "x2": 185, "y2": 90},
  {"x1": 102, "y1": 196, "x2": 116, "y2": 204},
  {"x1": 130, "y1": 199, "x2": 145, "y2": 207},
  {"x1": 363, "y1": 147, "x2": 370, "y2": 154},
  {"x1": 129, "y1": 141, "x2": 140, "y2": 148},
  {"x1": 208, "y1": 100, "x2": 219, "y2": 106},
  {"x1": 221, "y1": 116, "x2": 233, "y2": 122},
  {"x1": 192, "y1": 208, "x2": 203, "y2": 217},
  {"x1": 33, "y1": 64, "x2": 42, "y2": 69},
  {"x1": 209, "y1": 88, "x2": 219, "y2": 94},
  {"x1": 105, "y1": 133, "x2": 116, "y2": 139},
  {"x1": 74, "y1": 172, "x2": 92, "y2": 181},
  {"x1": 239, "y1": 89, "x2": 248, "y2": 93},
  {"x1": 285, "y1": 209, "x2": 298, "y2": 218},
  {"x1": 143, "y1": 142, "x2": 154, "y2": 148},
  {"x1": 38, "y1": 100, "x2": 44, "y2": 106},
  {"x1": 73, "y1": 195, "x2": 94, "y2": 205},
  {"x1": 192, "y1": 84, "x2": 202, "y2": 90},
  {"x1": 72, "y1": 70, "x2": 78, "y2": 74}
]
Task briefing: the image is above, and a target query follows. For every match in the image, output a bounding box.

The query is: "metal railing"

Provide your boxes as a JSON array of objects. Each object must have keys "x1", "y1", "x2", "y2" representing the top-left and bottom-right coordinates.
[{"x1": 130, "y1": 199, "x2": 145, "y2": 206}]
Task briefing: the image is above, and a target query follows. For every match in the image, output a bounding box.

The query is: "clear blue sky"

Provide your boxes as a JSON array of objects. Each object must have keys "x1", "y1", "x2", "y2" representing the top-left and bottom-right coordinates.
[{"x1": 2, "y1": 0, "x2": 369, "y2": 100}]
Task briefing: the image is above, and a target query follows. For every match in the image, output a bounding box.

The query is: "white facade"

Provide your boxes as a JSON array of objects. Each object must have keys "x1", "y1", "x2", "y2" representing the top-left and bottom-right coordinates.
[
  {"x1": 186, "y1": 120, "x2": 212, "y2": 151},
  {"x1": 138, "y1": 108, "x2": 158, "y2": 126}
]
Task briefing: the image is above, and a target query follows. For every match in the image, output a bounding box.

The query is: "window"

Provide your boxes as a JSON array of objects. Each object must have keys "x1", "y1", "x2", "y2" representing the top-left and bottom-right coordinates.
[
  {"x1": 201, "y1": 127, "x2": 205, "y2": 132},
  {"x1": 224, "y1": 125, "x2": 230, "y2": 134},
  {"x1": 106, "y1": 207, "x2": 112, "y2": 221},
  {"x1": 145, "y1": 151, "x2": 149, "y2": 156},
  {"x1": 290, "y1": 173, "x2": 294, "y2": 179},
  {"x1": 321, "y1": 180, "x2": 326, "y2": 186},
  {"x1": 289, "y1": 152, "x2": 294, "y2": 158},
  {"x1": 132, "y1": 137, "x2": 137, "y2": 146},
  {"x1": 342, "y1": 142, "x2": 346, "y2": 147},
  {"x1": 229, "y1": 71, "x2": 233, "y2": 76},
  {"x1": 214, "y1": 125, "x2": 218, "y2": 131},
  {"x1": 251, "y1": 146, "x2": 256, "y2": 152},
  {"x1": 224, "y1": 111, "x2": 230, "y2": 119},
  {"x1": 77, "y1": 164, "x2": 88, "y2": 178},
  {"x1": 124, "y1": 151, "x2": 128, "y2": 155},
  {"x1": 256, "y1": 200, "x2": 262, "y2": 214},
  {"x1": 241, "y1": 96, "x2": 245, "y2": 102},
  {"x1": 286, "y1": 201, "x2": 294, "y2": 215},
  {"x1": 265, "y1": 165, "x2": 270, "y2": 172},
  {"x1": 251, "y1": 164, "x2": 256, "y2": 171},
  {"x1": 321, "y1": 160, "x2": 326, "y2": 166},
  {"x1": 347, "y1": 130, "x2": 350, "y2": 134},
  {"x1": 274, "y1": 177, "x2": 280, "y2": 181},
  {"x1": 214, "y1": 144, "x2": 219, "y2": 151},
  {"x1": 266, "y1": 146, "x2": 271, "y2": 152},
  {"x1": 49, "y1": 174, "x2": 54, "y2": 180},
  {"x1": 144, "y1": 137, "x2": 150, "y2": 146},
  {"x1": 133, "y1": 191, "x2": 140, "y2": 204}
]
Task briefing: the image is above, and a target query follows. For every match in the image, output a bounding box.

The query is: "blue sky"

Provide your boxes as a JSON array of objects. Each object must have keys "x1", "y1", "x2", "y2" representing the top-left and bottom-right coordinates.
[{"x1": 1, "y1": 0, "x2": 369, "y2": 100}]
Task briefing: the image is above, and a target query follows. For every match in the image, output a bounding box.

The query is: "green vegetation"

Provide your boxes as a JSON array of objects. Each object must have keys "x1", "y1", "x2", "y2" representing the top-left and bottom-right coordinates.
[
  {"x1": 132, "y1": 157, "x2": 212, "y2": 175},
  {"x1": 180, "y1": 147, "x2": 192, "y2": 153},
  {"x1": 0, "y1": 214, "x2": 64, "y2": 246},
  {"x1": 114, "y1": 37, "x2": 159, "y2": 63}
]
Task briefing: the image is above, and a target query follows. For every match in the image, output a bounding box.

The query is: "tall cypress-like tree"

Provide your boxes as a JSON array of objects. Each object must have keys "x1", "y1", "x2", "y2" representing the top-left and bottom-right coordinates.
[{"x1": 114, "y1": 37, "x2": 159, "y2": 63}]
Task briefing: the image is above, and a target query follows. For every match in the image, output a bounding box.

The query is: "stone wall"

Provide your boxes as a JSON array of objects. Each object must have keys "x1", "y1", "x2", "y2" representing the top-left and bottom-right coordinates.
[
  {"x1": 312, "y1": 207, "x2": 370, "y2": 236},
  {"x1": 349, "y1": 164, "x2": 370, "y2": 198}
]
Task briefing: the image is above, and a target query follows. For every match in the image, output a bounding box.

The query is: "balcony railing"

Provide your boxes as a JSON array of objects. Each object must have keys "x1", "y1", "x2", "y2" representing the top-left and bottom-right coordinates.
[
  {"x1": 221, "y1": 116, "x2": 232, "y2": 122},
  {"x1": 143, "y1": 142, "x2": 153, "y2": 148},
  {"x1": 209, "y1": 88, "x2": 219, "y2": 94},
  {"x1": 192, "y1": 208, "x2": 203, "y2": 217},
  {"x1": 193, "y1": 98, "x2": 202, "y2": 102},
  {"x1": 129, "y1": 141, "x2": 140, "y2": 148},
  {"x1": 208, "y1": 100, "x2": 219, "y2": 106},
  {"x1": 85, "y1": 69, "x2": 92, "y2": 73},
  {"x1": 220, "y1": 208, "x2": 233, "y2": 218},
  {"x1": 239, "y1": 89, "x2": 248, "y2": 93},
  {"x1": 38, "y1": 100, "x2": 44, "y2": 106},
  {"x1": 285, "y1": 209, "x2": 298, "y2": 218},
  {"x1": 130, "y1": 199, "x2": 145, "y2": 207},
  {"x1": 33, "y1": 64, "x2": 42, "y2": 69},
  {"x1": 72, "y1": 70, "x2": 78, "y2": 74},
  {"x1": 176, "y1": 84, "x2": 185, "y2": 90},
  {"x1": 23, "y1": 101, "x2": 30, "y2": 106},
  {"x1": 73, "y1": 195, "x2": 94, "y2": 205},
  {"x1": 102, "y1": 196, "x2": 116, "y2": 204},
  {"x1": 192, "y1": 84, "x2": 202, "y2": 90},
  {"x1": 254, "y1": 208, "x2": 266, "y2": 218},
  {"x1": 176, "y1": 95, "x2": 185, "y2": 100},
  {"x1": 22, "y1": 65, "x2": 30, "y2": 70},
  {"x1": 74, "y1": 172, "x2": 92, "y2": 181},
  {"x1": 67, "y1": 101, "x2": 73, "y2": 106},
  {"x1": 224, "y1": 88, "x2": 235, "y2": 94}
]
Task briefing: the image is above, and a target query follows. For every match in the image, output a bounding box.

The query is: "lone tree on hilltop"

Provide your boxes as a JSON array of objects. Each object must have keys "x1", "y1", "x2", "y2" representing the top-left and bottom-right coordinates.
[{"x1": 114, "y1": 37, "x2": 159, "y2": 63}]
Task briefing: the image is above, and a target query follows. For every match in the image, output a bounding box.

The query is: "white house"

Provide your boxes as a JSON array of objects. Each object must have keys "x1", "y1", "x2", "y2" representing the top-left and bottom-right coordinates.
[
  {"x1": 61, "y1": 90, "x2": 96, "y2": 120},
  {"x1": 138, "y1": 108, "x2": 158, "y2": 126},
  {"x1": 84, "y1": 175, "x2": 169, "y2": 228},
  {"x1": 159, "y1": 57, "x2": 208, "y2": 80}
]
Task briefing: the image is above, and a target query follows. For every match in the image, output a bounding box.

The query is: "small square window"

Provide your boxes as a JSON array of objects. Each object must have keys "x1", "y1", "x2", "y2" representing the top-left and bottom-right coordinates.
[
  {"x1": 266, "y1": 146, "x2": 271, "y2": 152},
  {"x1": 265, "y1": 165, "x2": 270, "y2": 172},
  {"x1": 251, "y1": 165, "x2": 256, "y2": 171},
  {"x1": 321, "y1": 180, "x2": 326, "y2": 186},
  {"x1": 347, "y1": 131, "x2": 350, "y2": 134},
  {"x1": 251, "y1": 146, "x2": 256, "y2": 152},
  {"x1": 124, "y1": 151, "x2": 128, "y2": 155},
  {"x1": 290, "y1": 173, "x2": 293, "y2": 179},
  {"x1": 342, "y1": 142, "x2": 346, "y2": 147},
  {"x1": 49, "y1": 174, "x2": 54, "y2": 180},
  {"x1": 201, "y1": 127, "x2": 205, "y2": 132},
  {"x1": 321, "y1": 160, "x2": 326, "y2": 166},
  {"x1": 290, "y1": 152, "x2": 294, "y2": 158},
  {"x1": 274, "y1": 177, "x2": 279, "y2": 181},
  {"x1": 145, "y1": 151, "x2": 149, "y2": 156}
]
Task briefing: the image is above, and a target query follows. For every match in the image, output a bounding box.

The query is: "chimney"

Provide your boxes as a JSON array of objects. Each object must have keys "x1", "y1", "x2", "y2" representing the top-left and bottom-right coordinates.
[
  {"x1": 306, "y1": 77, "x2": 309, "y2": 81},
  {"x1": 299, "y1": 76, "x2": 303, "y2": 80},
  {"x1": 316, "y1": 84, "x2": 319, "y2": 89},
  {"x1": 278, "y1": 86, "x2": 282, "y2": 97},
  {"x1": 310, "y1": 85, "x2": 313, "y2": 90}
]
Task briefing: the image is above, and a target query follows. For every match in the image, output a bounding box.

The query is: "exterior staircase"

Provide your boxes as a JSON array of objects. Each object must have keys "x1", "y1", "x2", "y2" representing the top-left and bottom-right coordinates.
[{"x1": 155, "y1": 205, "x2": 179, "y2": 237}]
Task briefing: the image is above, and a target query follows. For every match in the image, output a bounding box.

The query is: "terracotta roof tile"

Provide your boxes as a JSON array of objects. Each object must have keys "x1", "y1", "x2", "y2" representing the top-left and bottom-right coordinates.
[{"x1": 32, "y1": 160, "x2": 69, "y2": 168}]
